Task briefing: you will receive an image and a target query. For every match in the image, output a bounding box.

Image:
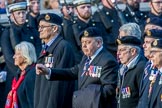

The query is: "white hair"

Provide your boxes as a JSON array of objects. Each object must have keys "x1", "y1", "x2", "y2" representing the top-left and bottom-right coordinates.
[
  {"x1": 119, "y1": 23, "x2": 142, "y2": 39},
  {"x1": 15, "y1": 41, "x2": 37, "y2": 65}
]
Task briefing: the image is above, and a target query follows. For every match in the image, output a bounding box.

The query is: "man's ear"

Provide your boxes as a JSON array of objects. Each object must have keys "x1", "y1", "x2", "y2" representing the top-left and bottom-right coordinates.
[{"x1": 52, "y1": 26, "x2": 58, "y2": 33}]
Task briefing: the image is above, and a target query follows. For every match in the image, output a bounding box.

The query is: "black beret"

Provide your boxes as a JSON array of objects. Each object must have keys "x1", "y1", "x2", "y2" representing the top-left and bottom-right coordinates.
[
  {"x1": 79, "y1": 27, "x2": 102, "y2": 40},
  {"x1": 146, "y1": 17, "x2": 162, "y2": 27},
  {"x1": 116, "y1": 36, "x2": 141, "y2": 46},
  {"x1": 151, "y1": 39, "x2": 162, "y2": 49},
  {"x1": 144, "y1": 29, "x2": 162, "y2": 39},
  {"x1": 37, "y1": 13, "x2": 62, "y2": 26}
]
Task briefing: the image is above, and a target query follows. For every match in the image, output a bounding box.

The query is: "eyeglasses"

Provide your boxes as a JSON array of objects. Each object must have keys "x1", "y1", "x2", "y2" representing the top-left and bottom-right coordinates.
[{"x1": 38, "y1": 25, "x2": 54, "y2": 30}]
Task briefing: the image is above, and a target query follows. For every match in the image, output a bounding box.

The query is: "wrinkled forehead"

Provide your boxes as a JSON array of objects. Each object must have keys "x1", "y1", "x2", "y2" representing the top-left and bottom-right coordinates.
[{"x1": 118, "y1": 44, "x2": 130, "y2": 49}]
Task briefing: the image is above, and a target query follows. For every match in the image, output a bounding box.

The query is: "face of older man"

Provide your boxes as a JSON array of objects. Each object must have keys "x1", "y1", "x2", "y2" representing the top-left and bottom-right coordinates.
[
  {"x1": 143, "y1": 37, "x2": 155, "y2": 59},
  {"x1": 117, "y1": 45, "x2": 135, "y2": 65},
  {"x1": 81, "y1": 37, "x2": 102, "y2": 57},
  {"x1": 38, "y1": 20, "x2": 57, "y2": 43},
  {"x1": 150, "y1": 47, "x2": 162, "y2": 69},
  {"x1": 76, "y1": 4, "x2": 92, "y2": 20}
]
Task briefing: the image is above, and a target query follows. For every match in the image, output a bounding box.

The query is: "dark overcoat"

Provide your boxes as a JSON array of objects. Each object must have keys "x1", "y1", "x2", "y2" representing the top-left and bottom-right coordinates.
[
  {"x1": 49, "y1": 48, "x2": 119, "y2": 108},
  {"x1": 137, "y1": 61, "x2": 151, "y2": 108},
  {"x1": 16, "y1": 64, "x2": 36, "y2": 108},
  {"x1": 93, "y1": 6, "x2": 120, "y2": 57},
  {"x1": 0, "y1": 22, "x2": 41, "y2": 103},
  {"x1": 118, "y1": 55, "x2": 147, "y2": 108},
  {"x1": 148, "y1": 72, "x2": 162, "y2": 108},
  {"x1": 34, "y1": 36, "x2": 75, "y2": 108}
]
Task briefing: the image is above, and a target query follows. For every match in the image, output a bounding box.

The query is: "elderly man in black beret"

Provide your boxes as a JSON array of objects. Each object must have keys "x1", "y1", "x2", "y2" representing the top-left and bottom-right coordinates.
[
  {"x1": 34, "y1": 13, "x2": 75, "y2": 108},
  {"x1": 116, "y1": 36, "x2": 147, "y2": 108},
  {"x1": 137, "y1": 29, "x2": 162, "y2": 108},
  {"x1": 147, "y1": 39, "x2": 162, "y2": 108},
  {"x1": 36, "y1": 27, "x2": 119, "y2": 108},
  {"x1": 145, "y1": 17, "x2": 162, "y2": 32}
]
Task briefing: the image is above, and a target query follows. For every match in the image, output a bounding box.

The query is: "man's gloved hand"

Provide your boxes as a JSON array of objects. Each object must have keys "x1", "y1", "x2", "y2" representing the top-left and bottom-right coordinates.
[{"x1": 0, "y1": 71, "x2": 7, "y2": 82}]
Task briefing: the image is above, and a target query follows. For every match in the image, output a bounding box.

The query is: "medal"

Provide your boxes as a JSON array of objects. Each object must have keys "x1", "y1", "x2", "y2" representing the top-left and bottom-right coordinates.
[
  {"x1": 159, "y1": 72, "x2": 162, "y2": 85},
  {"x1": 149, "y1": 75, "x2": 154, "y2": 81},
  {"x1": 45, "y1": 54, "x2": 54, "y2": 68}
]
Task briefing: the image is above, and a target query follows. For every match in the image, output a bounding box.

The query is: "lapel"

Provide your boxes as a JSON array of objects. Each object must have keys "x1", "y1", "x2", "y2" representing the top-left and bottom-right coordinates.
[
  {"x1": 38, "y1": 36, "x2": 63, "y2": 60},
  {"x1": 139, "y1": 75, "x2": 150, "y2": 96},
  {"x1": 79, "y1": 49, "x2": 104, "y2": 89},
  {"x1": 139, "y1": 61, "x2": 152, "y2": 96}
]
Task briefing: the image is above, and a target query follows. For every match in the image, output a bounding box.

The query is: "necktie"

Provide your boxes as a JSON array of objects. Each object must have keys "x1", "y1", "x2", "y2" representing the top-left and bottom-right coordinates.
[
  {"x1": 42, "y1": 44, "x2": 48, "y2": 55},
  {"x1": 81, "y1": 57, "x2": 91, "y2": 77}
]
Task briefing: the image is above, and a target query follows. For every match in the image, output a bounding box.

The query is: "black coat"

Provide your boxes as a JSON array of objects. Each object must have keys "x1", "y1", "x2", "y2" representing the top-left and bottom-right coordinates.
[
  {"x1": 62, "y1": 18, "x2": 83, "y2": 64},
  {"x1": 49, "y1": 48, "x2": 119, "y2": 108},
  {"x1": 118, "y1": 55, "x2": 147, "y2": 108},
  {"x1": 0, "y1": 25, "x2": 6, "y2": 108},
  {"x1": 72, "y1": 17, "x2": 108, "y2": 49},
  {"x1": 137, "y1": 61, "x2": 151, "y2": 108},
  {"x1": 0, "y1": 22, "x2": 41, "y2": 103},
  {"x1": 26, "y1": 12, "x2": 40, "y2": 30},
  {"x1": 123, "y1": 6, "x2": 148, "y2": 24},
  {"x1": 15, "y1": 64, "x2": 36, "y2": 108},
  {"x1": 93, "y1": 6, "x2": 120, "y2": 57},
  {"x1": 34, "y1": 36, "x2": 75, "y2": 108},
  {"x1": 148, "y1": 72, "x2": 162, "y2": 108}
]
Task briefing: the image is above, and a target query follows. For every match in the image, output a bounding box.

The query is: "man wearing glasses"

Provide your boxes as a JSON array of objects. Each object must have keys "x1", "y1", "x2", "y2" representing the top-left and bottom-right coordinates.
[
  {"x1": 147, "y1": 39, "x2": 162, "y2": 108},
  {"x1": 116, "y1": 36, "x2": 147, "y2": 108},
  {"x1": 137, "y1": 29, "x2": 162, "y2": 108},
  {"x1": 148, "y1": 0, "x2": 162, "y2": 18},
  {"x1": 34, "y1": 13, "x2": 75, "y2": 108},
  {"x1": 35, "y1": 27, "x2": 119, "y2": 108}
]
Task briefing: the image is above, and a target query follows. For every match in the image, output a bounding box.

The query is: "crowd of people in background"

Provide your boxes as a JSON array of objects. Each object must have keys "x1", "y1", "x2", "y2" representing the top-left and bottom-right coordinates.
[{"x1": 0, "y1": 0, "x2": 162, "y2": 108}]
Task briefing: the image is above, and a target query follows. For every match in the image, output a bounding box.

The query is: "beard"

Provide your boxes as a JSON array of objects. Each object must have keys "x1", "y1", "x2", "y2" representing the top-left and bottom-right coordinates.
[
  {"x1": 80, "y1": 12, "x2": 91, "y2": 20},
  {"x1": 128, "y1": 2, "x2": 140, "y2": 11}
]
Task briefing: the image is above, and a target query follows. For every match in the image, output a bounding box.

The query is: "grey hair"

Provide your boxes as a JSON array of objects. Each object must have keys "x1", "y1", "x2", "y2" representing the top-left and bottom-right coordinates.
[
  {"x1": 50, "y1": 23, "x2": 62, "y2": 34},
  {"x1": 119, "y1": 23, "x2": 141, "y2": 39},
  {"x1": 126, "y1": 45, "x2": 141, "y2": 54},
  {"x1": 15, "y1": 41, "x2": 37, "y2": 65},
  {"x1": 95, "y1": 36, "x2": 103, "y2": 45}
]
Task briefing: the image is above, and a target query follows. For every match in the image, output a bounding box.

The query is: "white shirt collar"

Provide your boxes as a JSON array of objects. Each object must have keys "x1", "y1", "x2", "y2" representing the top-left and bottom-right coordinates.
[
  {"x1": 127, "y1": 54, "x2": 140, "y2": 70},
  {"x1": 89, "y1": 46, "x2": 103, "y2": 63},
  {"x1": 46, "y1": 35, "x2": 58, "y2": 47}
]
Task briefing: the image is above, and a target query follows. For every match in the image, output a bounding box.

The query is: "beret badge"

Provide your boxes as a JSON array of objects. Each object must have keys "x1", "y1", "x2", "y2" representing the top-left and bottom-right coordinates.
[
  {"x1": 84, "y1": 30, "x2": 89, "y2": 37},
  {"x1": 146, "y1": 30, "x2": 151, "y2": 36},
  {"x1": 45, "y1": 14, "x2": 50, "y2": 21},
  {"x1": 153, "y1": 40, "x2": 158, "y2": 46},
  {"x1": 117, "y1": 39, "x2": 122, "y2": 45}
]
